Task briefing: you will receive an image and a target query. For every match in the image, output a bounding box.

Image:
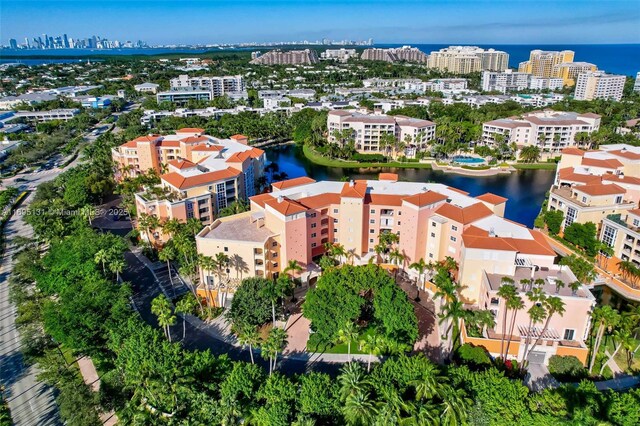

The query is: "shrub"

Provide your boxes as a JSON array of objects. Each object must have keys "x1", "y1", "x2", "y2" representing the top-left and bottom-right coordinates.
[
  {"x1": 455, "y1": 343, "x2": 491, "y2": 369},
  {"x1": 543, "y1": 210, "x2": 564, "y2": 235},
  {"x1": 351, "y1": 153, "x2": 386, "y2": 163},
  {"x1": 548, "y1": 355, "x2": 587, "y2": 381}
]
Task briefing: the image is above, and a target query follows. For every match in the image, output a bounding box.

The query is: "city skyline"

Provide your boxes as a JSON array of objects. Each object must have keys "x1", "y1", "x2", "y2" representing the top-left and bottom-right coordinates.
[{"x1": 2, "y1": 1, "x2": 640, "y2": 45}]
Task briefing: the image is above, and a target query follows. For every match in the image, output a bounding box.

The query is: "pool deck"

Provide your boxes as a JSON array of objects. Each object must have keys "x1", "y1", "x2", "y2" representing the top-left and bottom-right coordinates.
[{"x1": 432, "y1": 162, "x2": 515, "y2": 176}]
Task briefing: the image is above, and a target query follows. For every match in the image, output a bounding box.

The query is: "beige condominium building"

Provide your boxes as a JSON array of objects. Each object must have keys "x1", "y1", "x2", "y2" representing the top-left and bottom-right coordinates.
[
  {"x1": 553, "y1": 62, "x2": 598, "y2": 86},
  {"x1": 327, "y1": 110, "x2": 436, "y2": 156},
  {"x1": 111, "y1": 129, "x2": 266, "y2": 243},
  {"x1": 574, "y1": 71, "x2": 626, "y2": 101},
  {"x1": 600, "y1": 208, "x2": 640, "y2": 271},
  {"x1": 197, "y1": 174, "x2": 594, "y2": 364},
  {"x1": 360, "y1": 46, "x2": 429, "y2": 63},
  {"x1": 482, "y1": 110, "x2": 601, "y2": 154},
  {"x1": 547, "y1": 144, "x2": 640, "y2": 233},
  {"x1": 518, "y1": 50, "x2": 575, "y2": 77},
  {"x1": 250, "y1": 49, "x2": 319, "y2": 65},
  {"x1": 428, "y1": 46, "x2": 509, "y2": 73}
]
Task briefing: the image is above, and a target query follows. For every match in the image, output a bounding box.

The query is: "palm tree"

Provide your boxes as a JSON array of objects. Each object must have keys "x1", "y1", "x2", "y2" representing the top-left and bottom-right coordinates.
[
  {"x1": 519, "y1": 146, "x2": 541, "y2": 163},
  {"x1": 410, "y1": 258, "x2": 428, "y2": 290},
  {"x1": 338, "y1": 362, "x2": 369, "y2": 401},
  {"x1": 138, "y1": 213, "x2": 160, "y2": 244},
  {"x1": 162, "y1": 218, "x2": 182, "y2": 238},
  {"x1": 520, "y1": 288, "x2": 547, "y2": 366},
  {"x1": 438, "y1": 385, "x2": 470, "y2": 426},
  {"x1": 438, "y1": 299, "x2": 466, "y2": 349},
  {"x1": 589, "y1": 306, "x2": 621, "y2": 374},
  {"x1": 525, "y1": 296, "x2": 566, "y2": 361},
  {"x1": 261, "y1": 279, "x2": 281, "y2": 326},
  {"x1": 94, "y1": 248, "x2": 109, "y2": 275},
  {"x1": 343, "y1": 390, "x2": 379, "y2": 426},
  {"x1": 261, "y1": 327, "x2": 288, "y2": 375},
  {"x1": 336, "y1": 321, "x2": 360, "y2": 363},
  {"x1": 503, "y1": 291, "x2": 525, "y2": 359},
  {"x1": 497, "y1": 278, "x2": 516, "y2": 357},
  {"x1": 360, "y1": 334, "x2": 385, "y2": 373},
  {"x1": 158, "y1": 245, "x2": 176, "y2": 287},
  {"x1": 175, "y1": 293, "x2": 198, "y2": 340},
  {"x1": 410, "y1": 362, "x2": 441, "y2": 400},
  {"x1": 236, "y1": 322, "x2": 261, "y2": 364},
  {"x1": 109, "y1": 258, "x2": 126, "y2": 282},
  {"x1": 151, "y1": 295, "x2": 176, "y2": 342},
  {"x1": 284, "y1": 259, "x2": 303, "y2": 280}
]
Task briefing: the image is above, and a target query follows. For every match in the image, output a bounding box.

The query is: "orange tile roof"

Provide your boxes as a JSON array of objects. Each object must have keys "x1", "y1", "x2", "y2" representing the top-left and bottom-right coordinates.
[
  {"x1": 340, "y1": 181, "x2": 368, "y2": 198},
  {"x1": 176, "y1": 127, "x2": 205, "y2": 134},
  {"x1": 230, "y1": 134, "x2": 248, "y2": 140},
  {"x1": 476, "y1": 193, "x2": 508, "y2": 205},
  {"x1": 367, "y1": 194, "x2": 405, "y2": 206},
  {"x1": 226, "y1": 151, "x2": 252, "y2": 163},
  {"x1": 161, "y1": 167, "x2": 240, "y2": 190},
  {"x1": 601, "y1": 174, "x2": 640, "y2": 185},
  {"x1": 167, "y1": 159, "x2": 196, "y2": 170},
  {"x1": 609, "y1": 149, "x2": 640, "y2": 160},
  {"x1": 181, "y1": 136, "x2": 210, "y2": 144},
  {"x1": 561, "y1": 147, "x2": 585, "y2": 156},
  {"x1": 461, "y1": 230, "x2": 555, "y2": 256},
  {"x1": 264, "y1": 197, "x2": 308, "y2": 216},
  {"x1": 249, "y1": 147, "x2": 265, "y2": 158},
  {"x1": 120, "y1": 140, "x2": 139, "y2": 148},
  {"x1": 463, "y1": 225, "x2": 489, "y2": 237},
  {"x1": 434, "y1": 202, "x2": 493, "y2": 224},
  {"x1": 298, "y1": 193, "x2": 342, "y2": 209},
  {"x1": 557, "y1": 168, "x2": 602, "y2": 185},
  {"x1": 271, "y1": 176, "x2": 316, "y2": 190},
  {"x1": 403, "y1": 191, "x2": 449, "y2": 207},
  {"x1": 581, "y1": 157, "x2": 624, "y2": 169},
  {"x1": 250, "y1": 193, "x2": 274, "y2": 208},
  {"x1": 156, "y1": 140, "x2": 181, "y2": 148},
  {"x1": 573, "y1": 183, "x2": 625, "y2": 196},
  {"x1": 379, "y1": 173, "x2": 399, "y2": 182},
  {"x1": 461, "y1": 235, "x2": 517, "y2": 252}
]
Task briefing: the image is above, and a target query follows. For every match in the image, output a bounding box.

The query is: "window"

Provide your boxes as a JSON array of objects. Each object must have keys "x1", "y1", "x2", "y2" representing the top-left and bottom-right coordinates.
[
  {"x1": 311, "y1": 233, "x2": 317, "y2": 238},
  {"x1": 565, "y1": 207, "x2": 577, "y2": 226},
  {"x1": 309, "y1": 212, "x2": 317, "y2": 218},
  {"x1": 273, "y1": 262, "x2": 278, "y2": 268},
  {"x1": 581, "y1": 196, "x2": 587, "y2": 203},
  {"x1": 430, "y1": 232, "x2": 435, "y2": 238},
  {"x1": 633, "y1": 218, "x2": 640, "y2": 227},
  {"x1": 311, "y1": 243, "x2": 317, "y2": 248},
  {"x1": 450, "y1": 236, "x2": 457, "y2": 242},
  {"x1": 224, "y1": 247, "x2": 228, "y2": 252},
  {"x1": 272, "y1": 252, "x2": 278, "y2": 258},
  {"x1": 397, "y1": 221, "x2": 401, "y2": 225},
  {"x1": 333, "y1": 209, "x2": 339, "y2": 214},
  {"x1": 490, "y1": 297, "x2": 499, "y2": 305},
  {"x1": 601, "y1": 225, "x2": 617, "y2": 247},
  {"x1": 369, "y1": 239, "x2": 374, "y2": 243},
  {"x1": 370, "y1": 219, "x2": 375, "y2": 224},
  {"x1": 615, "y1": 195, "x2": 623, "y2": 203},
  {"x1": 334, "y1": 218, "x2": 339, "y2": 223},
  {"x1": 370, "y1": 229, "x2": 375, "y2": 234},
  {"x1": 311, "y1": 223, "x2": 317, "y2": 228},
  {"x1": 428, "y1": 253, "x2": 434, "y2": 258},
  {"x1": 431, "y1": 221, "x2": 436, "y2": 227},
  {"x1": 272, "y1": 241, "x2": 277, "y2": 247},
  {"x1": 563, "y1": 329, "x2": 575, "y2": 341},
  {"x1": 370, "y1": 209, "x2": 376, "y2": 214},
  {"x1": 451, "y1": 225, "x2": 458, "y2": 231}
]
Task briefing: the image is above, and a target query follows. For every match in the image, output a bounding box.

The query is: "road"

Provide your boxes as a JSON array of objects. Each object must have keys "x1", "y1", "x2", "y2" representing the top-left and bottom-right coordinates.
[
  {"x1": 0, "y1": 192, "x2": 61, "y2": 425},
  {"x1": 0, "y1": 117, "x2": 115, "y2": 425}
]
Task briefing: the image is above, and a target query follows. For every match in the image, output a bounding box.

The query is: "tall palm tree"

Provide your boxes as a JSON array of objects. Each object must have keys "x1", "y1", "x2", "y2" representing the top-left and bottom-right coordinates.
[
  {"x1": 338, "y1": 362, "x2": 369, "y2": 402},
  {"x1": 410, "y1": 362, "x2": 441, "y2": 400},
  {"x1": 410, "y1": 258, "x2": 428, "y2": 290},
  {"x1": 158, "y1": 245, "x2": 176, "y2": 287},
  {"x1": 284, "y1": 259, "x2": 303, "y2": 280},
  {"x1": 525, "y1": 296, "x2": 565, "y2": 361},
  {"x1": 439, "y1": 299, "x2": 467, "y2": 356},
  {"x1": 503, "y1": 291, "x2": 525, "y2": 359},
  {"x1": 151, "y1": 295, "x2": 176, "y2": 342},
  {"x1": 343, "y1": 390, "x2": 379, "y2": 426},
  {"x1": 520, "y1": 288, "x2": 547, "y2": 366},
  {"x1": 94, "y1": 248, "x2": 109, "y2": 275},
  {"x1": 261, "y1": 327, "x2": 288, "y2": 375},
  {"x1": 236, "y1": 322, "x2": 261, "y2": 364},
  {"x1": 138, "y1": 213, "x2": 160, "y2": 245},
  {"x1": 175, "y1": 293, "x2": 198, "y2": 340},
  {"x1": 109, "y1": 258, "x2": 126, "y2": 283},
  {"x1": 589, "y1": 306, "x2": 621, "y2": 374},
  {"x1": 260, "y1": 279, "x2": 281, "y2": 325},
  {"x1": 162, "y1": 218, "x2": 182, "y2": 238},
  {"x1": 497, "y1": 278, "x2": 516, "y2": 357},
  {"x1": 360, "y1": 334, "x2": 385, "y2": 373},
  {"x1": 336, "y1": 321, "x2": 360, "y2": 363}
]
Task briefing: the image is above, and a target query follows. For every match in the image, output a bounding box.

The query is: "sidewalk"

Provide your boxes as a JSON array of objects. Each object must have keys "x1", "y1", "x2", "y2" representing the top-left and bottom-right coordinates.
[{"x1": 76, "y1": 356, "x2": 118, "y2": 426}]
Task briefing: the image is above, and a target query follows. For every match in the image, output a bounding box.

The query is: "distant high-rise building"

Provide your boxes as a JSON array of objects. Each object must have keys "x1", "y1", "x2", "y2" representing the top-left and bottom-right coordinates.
[
  {"x1": 518, "y1": 50, "x2": 574, "y2": 77},
  {"x1": 574, "y1": 71, "x2": 626, "y2": 101},
  {"x1": 634, "y1": 72, "x2": 640, "y2": 93},
  {"x1": 9, "y1": 39, "x2": 18, "y2": 49},
  {"x1": 427, "y1": 46, "x2": 509, "y2": 73},
  {"x1": 63, "y1": 34, "x2": 70, "y2": 48},
  {"x1": 361, "y1": 46, "x2": 428, "y2": 63},
  {"x1": 24, "y1": 37, "x2": 30, "y2": 48},
  {"x1": 250, "y1": 49, "x2": 319, "y2": 65},
  {"x1": 553, "y1": 62, "x2": 598, "y2": 86}
]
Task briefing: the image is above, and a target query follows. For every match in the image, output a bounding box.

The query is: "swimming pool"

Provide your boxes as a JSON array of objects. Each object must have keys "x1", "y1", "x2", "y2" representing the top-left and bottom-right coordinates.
[{"x1": 452, "y1": 156, "x2": 485, "y2": 164}]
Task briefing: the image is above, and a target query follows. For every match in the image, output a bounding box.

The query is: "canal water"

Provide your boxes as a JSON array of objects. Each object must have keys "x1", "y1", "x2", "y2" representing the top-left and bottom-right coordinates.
[{"x1": 264, "y1": 145, "x2": 555, "y2": 228}]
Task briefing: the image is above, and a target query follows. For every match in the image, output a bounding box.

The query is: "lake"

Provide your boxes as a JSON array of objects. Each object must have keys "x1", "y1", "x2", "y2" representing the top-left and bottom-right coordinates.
[{"x1": 264, "y1": 145, "x2": 555, "y2": 228}]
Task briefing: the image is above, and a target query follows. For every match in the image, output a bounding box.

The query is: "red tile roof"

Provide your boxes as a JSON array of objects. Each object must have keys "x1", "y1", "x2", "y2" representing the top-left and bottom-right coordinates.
[
  {"x1": 299, "y1": 193, "x2": 342, "y2": 209},
  {"x1": 561, "y1": 147, "x2": 585, "y2": 156},
  {"x1": 379, "y1": 173, "x2": 399, "y2": 182},
  {"x1": 271, "y1": 176, "x2": 316, "y2": 190},
  {"x1": 609, "y1": 149, "x2": 640, "y2": 160},
  {"x1": 161, "y1": 168, "x2": 240, "y2": 190},
  {"x1": 230, "y1": 134, "x2": 248, "y2": 140},
  {"x1": 167, "y1": 159, "x2": 196, "y2": 170},
  {"x1": 476, "y1": 193, "x2": 508, "y2": 205},
  {"x1": 367, "y1": 194, "x2": 405, "y2": 206},
  {"x1": 403, "y1": 191, "x2": 449, "y2": 208},
  {"x1": 581, "y1": 157, "x2": 624, "y2": 169},
  {"x1": 250, "y1": 193, "x2": 275, "y2": 208},
  {"x1": 226, "y1": 151, "x2": 252, "y2": 163},
  {"x1": 156, "y1": 140, "x2": 181, "y2": 147},
  {"x1": 340, "y1": 181, "x2": 368, "y2": 198},
  {"x1": 191, "y1": 144, "x2": 224, "y2": 152},
  {"x1": 601, "y1": 174, "x2": 640, "y2": 185},
  {"x1": 181, "y1": 136, "x2": 210, "y2": 144},
  {"x1": 434, "y1": 202, "x2": 493, "y2": 224},
  {"x1": 573, "y1": 183, "x2": 625, "y2": 196},
  {"x1": 264, "y1": 197, "x2": 308, "y2": 216},
  {"x1": 557, "y1": 168, "x2": 602, "y2": 185},
  {"x1": 462, "y1": 229, "x2": 555, "y2": 256},
  {"x1": 176, "y1": 127, "x2": 205, "y2": 134}
]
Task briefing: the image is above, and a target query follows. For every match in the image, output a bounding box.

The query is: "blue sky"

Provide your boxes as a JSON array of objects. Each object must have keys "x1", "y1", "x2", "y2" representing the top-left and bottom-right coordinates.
[{"x1": 2, "y1": 1, "x2": 639, "y2": 45}]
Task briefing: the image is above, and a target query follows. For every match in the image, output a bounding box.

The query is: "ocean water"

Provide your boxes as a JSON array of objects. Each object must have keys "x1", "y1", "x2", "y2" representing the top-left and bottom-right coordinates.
[{"x1": 1, "y1": 44, "x2": 638, "y2": 75}]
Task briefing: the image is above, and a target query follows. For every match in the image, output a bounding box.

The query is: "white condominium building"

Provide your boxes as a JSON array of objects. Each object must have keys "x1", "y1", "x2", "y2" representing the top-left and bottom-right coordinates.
[
  {"x1": 634, "y1": 72, "x2": 640, "y2": 92},
  {"x1": 482, "y1": 70, "x2": 563, "y2": 93},
  {"x1": 482, "y1": 110, "x2": 601, "y2": 153},
  {"x1": 169, "y1": 75, "x2": 245, "y2": 96},
  {"x1": 320, "y1": 48, "x2": 357, "y2": 62},
  {"x1": 574, "y1": 71, "x2": 626, "y2": 101},
  {"x1": 327, "y1": 110, "x2": 436, "y2": 156},
  {"x1": 518, "y1": 50, "x2": 575, "y2": 77},
  {"x1": 428, "y1": 46, "x2": 509, "y2": 73}
]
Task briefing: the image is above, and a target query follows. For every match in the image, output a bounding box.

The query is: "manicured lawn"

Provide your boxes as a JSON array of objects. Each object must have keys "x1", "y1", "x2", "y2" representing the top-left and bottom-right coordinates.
[
  {"x1": 604, "y1": 336, "x2": 640, "y2": 373},
  {"x1": 303, "y1": 144, "x2": 434, "y2": 169},
  {"x1": 307, "y1": 326, "x2": 375, "y2": 354},
  {"x1": 512, "y1": 163, "x2": 558, "y2": 170}
]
